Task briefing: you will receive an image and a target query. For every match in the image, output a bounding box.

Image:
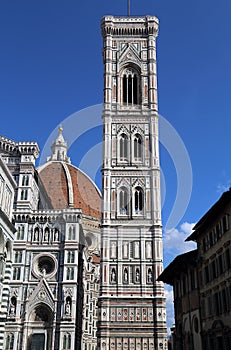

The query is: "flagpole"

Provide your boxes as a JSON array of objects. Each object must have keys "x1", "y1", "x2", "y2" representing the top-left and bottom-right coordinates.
[{"x1": 128, "y1": 0, "x2": 130, "y2": 16}]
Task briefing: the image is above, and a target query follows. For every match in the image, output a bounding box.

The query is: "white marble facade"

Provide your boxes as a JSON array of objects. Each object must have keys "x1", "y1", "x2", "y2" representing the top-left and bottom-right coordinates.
[{"x1": 98, "y1": 15, "x2": 167, "y2": 350}]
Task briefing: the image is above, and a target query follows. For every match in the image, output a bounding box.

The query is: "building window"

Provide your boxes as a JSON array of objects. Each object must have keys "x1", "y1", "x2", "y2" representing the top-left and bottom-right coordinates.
[
  {"x1": 119, "y1": 187, "x2": 129, "y2": 215},
  {"x1": 122, "y1": 69, "x2": 139, "y2": 105},
  {"x1": 207, "y1": 295, "x2": 212, "y2": 316},
  {"x1": 68, "y1": 226, "x2": 76, "y2": 240},
  {"x1": 216, "y1": 222, "x2": 222, "y2": 239},
  {"x1": 14, "y1": 251, "x2": 22, "y2": 264},
  {"x1": 20, "y1": 189, "x2": 28, "y2": 200},
  {"x1": 16, "y1": 225, "x2": 24, "y2": 240},
  {"x1": 22, "y1": 175, "x2": 29, "y2": 186},
  {"x1": 63, "y1": 333, "x2": 71, "y2": 350},
  {"x1": 222, "y1": 215, "x2": 229, "y2": 232},
  {"x1": 209, "y1": 231, "x2": 214, "y2": 247},
  {"x1": 218, "y1": 254, "x2": 224, "y2": 274},
  {"x1": 221, "y1": 289, "x2": 228, "y2": 313},
  {"x1": 119, "y1": 134, "x2": 128, "y2": 161},
  {"x1": 133, "y1": 134, "x2": 142, "y2": 161},
  {"x1": 66, "y1": 267, "x2": 74, "y2": 280},
  {"x1": 214, "y1": 292, "x2": 220, "y2": 315},
  {"x1": 202, "y1": 237, "x2": 207, "y2": 252},
  {"x1": 0, "y1": 176, "x2": 4, "y2": 207},
  {"x1": 5, "y1": 333, "x2": 14, "y2": 350},
  {"x1": 134, "y1": 187, "x2": 143, "y2": 215},
  {"x1": 204, "y1": 265, "x2": 210, "y2": 284},
  {"x1": 211, "y1": 259, "x2": 217, "y2": 280},
  {"x1": 67, "y1": 251, "x2": 75, "y2": 264},
  {"x1": 12, "y1": 267, "x2": 20, "y2": 280}
]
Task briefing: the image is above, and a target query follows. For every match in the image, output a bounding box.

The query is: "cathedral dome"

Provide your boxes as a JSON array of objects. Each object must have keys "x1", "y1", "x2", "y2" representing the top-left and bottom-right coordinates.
[{"x1": 38, "y1": 127, "x2": 101, "y2": 219}]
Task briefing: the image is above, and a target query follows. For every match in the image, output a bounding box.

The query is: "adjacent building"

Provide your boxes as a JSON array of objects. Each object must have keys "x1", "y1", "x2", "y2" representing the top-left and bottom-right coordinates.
[
  {"x1": 159, "y1": 189, "x2": 231, "y2": 350},
  {"x1": 0, "y1": 156, "x2": 16, "y2": 350},
  {"x1": 0, "y1": 130, "x2": 101, "y2": 350}
]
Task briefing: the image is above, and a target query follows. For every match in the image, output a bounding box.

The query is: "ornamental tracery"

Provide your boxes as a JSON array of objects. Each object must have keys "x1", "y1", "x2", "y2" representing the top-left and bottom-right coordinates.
[{"x1": 120, "y1": 66, "x2": 141, "y2": 105}]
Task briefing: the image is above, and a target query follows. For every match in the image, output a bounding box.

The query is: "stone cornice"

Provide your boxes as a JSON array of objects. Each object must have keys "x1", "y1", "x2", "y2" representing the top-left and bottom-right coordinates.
[
  {"x1": 0, "y1": 136, "x2": 39, "y2": 158},
  {"x1": 101, "y1": 15, "x2": 159, "y2": 38}
]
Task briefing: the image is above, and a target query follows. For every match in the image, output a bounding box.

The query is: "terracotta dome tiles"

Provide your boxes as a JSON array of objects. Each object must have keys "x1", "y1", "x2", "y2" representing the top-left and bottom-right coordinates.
[{"x1": 39, "y1": 162, "x2": 101, "y2": 219}]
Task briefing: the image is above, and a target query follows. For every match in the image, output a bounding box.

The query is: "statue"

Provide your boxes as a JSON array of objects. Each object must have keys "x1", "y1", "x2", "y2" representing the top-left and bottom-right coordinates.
[
  {"x1": 34, "y1": 229, "x2": 39, "y2": 241},
  {"x1": 65, "y1": 300, "x2": 71, "y2": 316},
  {"x1": 135, "y1": 268, "x2": 140, "y2": 282},
  {"x1": 123, "y1": 269, "x2": 128, "y2": 283},
  {"x1": 148, "y1": 269, "x2": 152, "y2": 283},
  {"x1": 146, "y1": 242, "x2": 152, "y2": 259},
  {"x1": 111, "y1": 268, "x2": 116, "y2": 282},
  {"x1": 123, "y1": 242, "x2": 128, "y2": 258},
  {"x1": 44, "y1": 230, "x2": 49, "y2": 242},
  {"x1": 54, "y1": 229, "x2": 59, "y2": 241}
]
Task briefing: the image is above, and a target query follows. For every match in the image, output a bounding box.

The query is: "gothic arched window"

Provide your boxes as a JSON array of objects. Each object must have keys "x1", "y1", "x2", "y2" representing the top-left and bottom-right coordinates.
[
  {"x1": 119, "y1": 187, "x2": 129, "y2": 215},
  {"x1": 66, "y1": 267, "x2": 74, "y2": 280},
  {"x1": 68, "y1": 227, "x2": 72, "y2": 240},
  {"x1": 17, "y1": 225, "x2": 24, "y2": 240},
  {"x1": 22, "y1": 175, "x2": 29, "y2": 186},
  {"x1": 133, "y1": 134, "x2": 142, "y2": 161},
  {"x1": 122, "y1": 68, "x2": 140, "y2": 105},
  {"x1": 63, "y1": 334, "x2": 71, "y2": 350},
  {"x1": 5, "y1": 333, "x2": 14, "y2": 350},
  {"x1": 134, "y1": 187, "x2": 144, "y2": 215},
  {"x1": 119, "y1": 133, "x2": 128, "y2": 161},
  {"x1": 20, "y1": 189, "x2": 28, "y2": 201}
]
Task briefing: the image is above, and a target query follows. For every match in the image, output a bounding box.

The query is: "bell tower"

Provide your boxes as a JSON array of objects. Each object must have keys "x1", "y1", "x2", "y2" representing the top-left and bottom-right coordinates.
[{"x1": 98, "y1": 16, "x2": 167, "y2": 350}]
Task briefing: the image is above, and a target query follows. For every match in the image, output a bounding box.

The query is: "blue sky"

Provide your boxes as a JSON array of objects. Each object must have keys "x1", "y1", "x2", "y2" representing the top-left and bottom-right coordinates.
[{"x1": 1, "y1": 0, "x2": 231, "y2": 331}]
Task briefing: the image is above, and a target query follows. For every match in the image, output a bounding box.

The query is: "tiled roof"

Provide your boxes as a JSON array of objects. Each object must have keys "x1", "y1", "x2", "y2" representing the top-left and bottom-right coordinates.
[
  {"x1": 92, "y1": 253, "x2": 100, "y2": 263},
  {"x1": 38, "y1": 161, "x2": 101, "y2": 219}
]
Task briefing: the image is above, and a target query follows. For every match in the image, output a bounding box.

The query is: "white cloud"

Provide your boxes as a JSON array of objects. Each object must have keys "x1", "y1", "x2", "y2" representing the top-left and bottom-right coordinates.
[
  {"x1": 163, "y1": 222, "x2": 196, "y2": 262},
  {"x1": 217, "y1": 181, "x2": 231, "y2": 194},
  {"x1": 180, "y1": 222, "x2": 195, "y2": 235}
]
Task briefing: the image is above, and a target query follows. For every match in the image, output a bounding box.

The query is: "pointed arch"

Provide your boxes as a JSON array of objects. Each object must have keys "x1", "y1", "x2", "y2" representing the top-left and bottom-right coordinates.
[
  {"x1": 133, "y1": 133, "x2": 142, "y2": 161},
  {"x1": 119, "y1": 133, "x2": 128, "y2": 161},
  {"x1": 120, "y1": 65, "x2": 141, "y2": 105},
  {"x1": 118, "y1": 186, "x2": 129, "y2": 216},
  {"x1": 134, "y1": 186, "x2": 144, "y2": 215},
  {"x1": 63, "y1": 333, "x2": 71, "y2": 350},
  {"x1": 5, "y1": 333, "x2": 14, "y2": 350}
]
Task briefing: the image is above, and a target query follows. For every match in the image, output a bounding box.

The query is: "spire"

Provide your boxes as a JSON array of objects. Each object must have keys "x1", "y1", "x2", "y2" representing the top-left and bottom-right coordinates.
[
  {"x1": 128, "y1": 0, "x2": 130, "y2": 16},
  {"x1": 47, "y1": 125, "x2": 71, "y2": 163}
]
